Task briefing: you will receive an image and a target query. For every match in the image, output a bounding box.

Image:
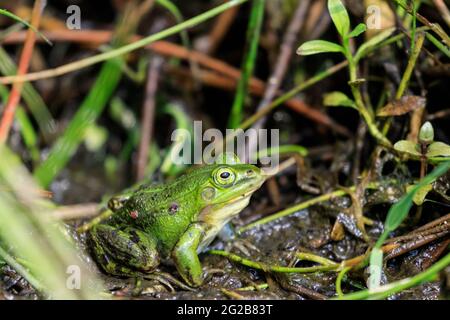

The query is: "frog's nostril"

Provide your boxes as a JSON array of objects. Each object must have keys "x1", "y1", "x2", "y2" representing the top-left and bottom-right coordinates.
[{"x1": 246, "y1": 169, "x2": 254, "y2": 176}]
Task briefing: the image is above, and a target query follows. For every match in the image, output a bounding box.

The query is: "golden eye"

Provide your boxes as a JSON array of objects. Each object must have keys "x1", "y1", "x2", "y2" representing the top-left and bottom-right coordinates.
[{"x1": 215, "y1": 167, "x2": 236, "y2": 186}]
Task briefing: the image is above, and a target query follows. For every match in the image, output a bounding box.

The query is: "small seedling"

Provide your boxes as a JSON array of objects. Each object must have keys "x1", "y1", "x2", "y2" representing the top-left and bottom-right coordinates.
[
  {"x1": 297, "y1": 0, "x2": 395, "y2": 147},
  {"x1": 394, "y1": 121, "x2": 450, "y2": 159}
]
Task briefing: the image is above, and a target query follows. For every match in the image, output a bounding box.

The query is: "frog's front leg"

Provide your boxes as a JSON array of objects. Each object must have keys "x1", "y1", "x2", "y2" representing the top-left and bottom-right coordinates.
[
  {"x1": 172, "y1": 223, "x2": 207, "y2": 287},
  {"x1": 89, "y1": 224, "x2": 160, "y2": 276}
]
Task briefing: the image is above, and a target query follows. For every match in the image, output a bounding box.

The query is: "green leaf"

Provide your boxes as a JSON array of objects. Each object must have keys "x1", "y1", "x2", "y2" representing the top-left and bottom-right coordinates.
[
  {"x1": 297, "y1": 40, "x2": 343, "y2": 56},
  {"x1": 0, "y1": 9, "x2": 51, "y2": 45},
  {"x1": 393, "y1": 140, "x2": 421, "y2": 156},
  {"x1": 368, "y1": 248, "x2": 383, "y2": 289},
  {"x1": 427, "y1": 142, "x2": 450, "y2": 158},
  {"x1": 323, "y1": 91, "x2": 356, "y2": 109},
  {"x1": 410, "y1": 184, "x2": 433, "y2": 206},
  {"x1": 419, "y1": 121, "x2": 434, "y2": 144},
  {"x1": 327, "y1": 0, "x2": 350, "y2": 37},
  {"x1": 348, "y1": 23, "x2": 367, "y2": 38},
  {"x1": 354, "y1": 27, "x2": 395, "y2": 62}
]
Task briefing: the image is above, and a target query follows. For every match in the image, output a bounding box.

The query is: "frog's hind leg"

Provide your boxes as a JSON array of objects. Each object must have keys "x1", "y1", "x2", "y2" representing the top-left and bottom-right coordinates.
[{"x1": 88, "y1": 224, "x2": 160, "y2": 276}]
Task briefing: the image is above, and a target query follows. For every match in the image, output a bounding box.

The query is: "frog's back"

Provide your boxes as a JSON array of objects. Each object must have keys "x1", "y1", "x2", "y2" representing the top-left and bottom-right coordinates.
[{"x1": 106, "y1": 167, "x2": 213, "y2": 256}]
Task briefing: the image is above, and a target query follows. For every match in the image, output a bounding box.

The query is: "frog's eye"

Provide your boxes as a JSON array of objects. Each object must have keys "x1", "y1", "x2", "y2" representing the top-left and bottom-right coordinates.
[{"x1": 214, "y1": 167, "x2": 236, "y2": 186}]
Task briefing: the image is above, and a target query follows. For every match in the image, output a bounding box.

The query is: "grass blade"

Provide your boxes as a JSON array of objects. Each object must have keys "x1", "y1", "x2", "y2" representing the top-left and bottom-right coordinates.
[{"x1": 228, "y1": 0, "x2": 265, "y2": 128}]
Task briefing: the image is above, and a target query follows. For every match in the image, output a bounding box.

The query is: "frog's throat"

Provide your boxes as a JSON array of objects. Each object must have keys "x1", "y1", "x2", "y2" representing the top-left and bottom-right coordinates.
[{"x1": 198, "y1": 195, "x2": 252, "y2": 251}]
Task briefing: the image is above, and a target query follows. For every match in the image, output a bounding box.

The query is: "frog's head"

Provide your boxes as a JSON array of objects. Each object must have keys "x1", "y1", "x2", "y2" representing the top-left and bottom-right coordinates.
[{"x1": 196, "y1": 153, "x2": 266, "y2": 218}]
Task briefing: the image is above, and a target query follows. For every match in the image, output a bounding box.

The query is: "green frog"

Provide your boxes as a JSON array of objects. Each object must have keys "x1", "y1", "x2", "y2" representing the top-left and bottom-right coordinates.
[{"x1": 88, "y1": 154, "x2": 265, "y2": 287}]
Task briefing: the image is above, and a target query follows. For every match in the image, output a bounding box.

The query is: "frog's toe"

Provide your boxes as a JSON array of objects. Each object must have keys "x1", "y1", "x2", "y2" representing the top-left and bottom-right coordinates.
[
  {"x1": 226, "y1": 239, "x2": 260, "y2": 256},
  {"x1": 143, "y1": 271, "x2": 195, "y2": 292}
]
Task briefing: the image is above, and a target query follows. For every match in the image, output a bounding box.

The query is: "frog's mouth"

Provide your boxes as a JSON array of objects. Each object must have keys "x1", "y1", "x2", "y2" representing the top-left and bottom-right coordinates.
[
  {"x1": 221, "y1": 178, "x2": 265, "y2": 205},
  {"x1": 199, "y1": 178, "x2": 265, "y2": 227}
]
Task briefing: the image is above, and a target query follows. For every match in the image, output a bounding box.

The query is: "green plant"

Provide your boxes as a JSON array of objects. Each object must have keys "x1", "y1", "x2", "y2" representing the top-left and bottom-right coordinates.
[
  {"x1": 394, "y1": 121, "x2": 450, "y2": 160},
  {"x1": 228, "y1": 0, "x2": 265, "y2": 128},
  {"x1": 297, "y1": 0, "x2": 394, "y2": 147},
  {"x1": 0, "y1": 146, "x2": 104, "y2": 299}
]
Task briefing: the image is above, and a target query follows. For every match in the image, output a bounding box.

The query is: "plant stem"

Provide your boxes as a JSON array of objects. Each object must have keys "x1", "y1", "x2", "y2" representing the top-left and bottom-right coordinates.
[
  {"x1": 346, "y1": 47, "x2": 391, "y2": 147},
  {"x1": 394, "y1": 0, "x2": 450, "y2": 47},
  {"x1": 228, "y1": 0, "x2": 265, "y2": 128},
  {"x1": 333, "y1": 251, "x2": 450, "y2": 300},
  {"x1": 396, "y1": 32, "x2": 425, "y2": 99},
  {"x1": 296, "y1": 252, "x2": 338, "y2": 266},
  {"x1": 336, "y1": 266, "x2": 351, "y2": 297},
  {"x1": 0, "y1": 246, "x2": 44, "y2": 292},
  {"x1": 239, "y1": 61, "x2": 348, "y2": 130},
  {"x1": 209, "y1": 250, "x2": 338, "y2": 273}
]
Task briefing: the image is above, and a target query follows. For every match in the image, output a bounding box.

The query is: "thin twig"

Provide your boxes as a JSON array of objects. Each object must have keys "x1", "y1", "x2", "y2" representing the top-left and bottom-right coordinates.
[
  {"x1": 248, "y1": 0, "x2": 311, "y2": 155},
  {"x1": 136, "y1": 55, "x2": 163, "y2": 181},
  {"x1": 204, "y1": 5, "x2": 239, "y2": 54},
  {"x1": 51, "y1": 203, "x2": 100, "y2": 220}
]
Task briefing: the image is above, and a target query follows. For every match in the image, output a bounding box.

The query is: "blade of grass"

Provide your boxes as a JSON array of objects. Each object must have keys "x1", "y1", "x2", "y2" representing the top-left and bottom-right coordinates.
[
  {"x1": 0, "y1": 84, "x2": 39, "y2": 162},
  {"x1": 425, "y1": 32, "x2": 450, "y2": 58},
  {"x1": 228, "y1": 0, "x2": 265, "y2": 128},
  {"x1": 0, "y1": 146, "x2": 104, "y2": 299},
  {"x1": 15, "y1": 107, "x2": 40, "y2": 163},
  {"x1": 0, "y1": 8, "x2": 51, "y2": 45},
  {"x1": 156, "y1": 0, "x2": 190, "y2": 48},
  {"x1": 0, "y1": 246, "x2": 44, "y2": 292},
  {"x1": 0, "y1": 0, "x2": 250, "y2": 85},
  {"x1": 0, "y1": 47, "x2": 55, "y2": 141}
]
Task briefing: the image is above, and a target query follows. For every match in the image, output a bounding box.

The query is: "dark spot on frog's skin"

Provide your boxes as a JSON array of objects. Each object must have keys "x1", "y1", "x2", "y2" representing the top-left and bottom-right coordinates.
[
  {"x1": 129, "y1": 230, "x2": 140, "y2": 244},
  {"x1": 129, "y1": 210, "x2": 139, "y2": 219},
  {"x1": 168, "y1": 202, "x2": 179, "y2": 215}
]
